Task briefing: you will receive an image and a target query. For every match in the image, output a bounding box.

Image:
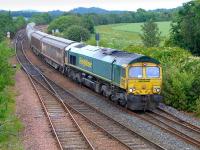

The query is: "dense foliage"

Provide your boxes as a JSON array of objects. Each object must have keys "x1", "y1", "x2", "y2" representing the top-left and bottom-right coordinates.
[
  {"x1": 1, "y1": 7, "x2": 177, "y2": 25},
  {"x1": 47, "y1": 16, "x2": 82, "y2": 33},
  {"x1": 140, "y1": 20, "x2": 161, "y2": 47},
  {"x1": 63, "y1": 25, "x2": 90, "y2": 42},
  {"x1": 0, "y1": 41, "x2": 22, "y2": 149},
  {"x1": 75, "y1": 8, "x2": 177, "y2": 25},
  {"x1": 29, "y1": 13, "x2": 52, "y2": 25},
  {"x1": 169, "y1": 1, "x2": 200, "y2": 55},
  {"x1": 0, "y1": 12, "x2": 26, "y2": 41},
  {"x1": 47, "y1": 15, "x2": 93, "y2": 41}
]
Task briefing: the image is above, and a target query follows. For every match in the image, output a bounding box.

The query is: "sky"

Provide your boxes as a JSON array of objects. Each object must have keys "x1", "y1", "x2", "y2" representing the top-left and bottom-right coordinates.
[{"x1": 0, "y1": 0, "x2": 191, "y2": 11}]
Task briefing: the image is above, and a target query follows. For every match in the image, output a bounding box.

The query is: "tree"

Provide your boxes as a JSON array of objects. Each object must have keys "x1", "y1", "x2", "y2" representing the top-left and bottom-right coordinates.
[
  {"x1": 47, "y1": 15, "x2": 82, "y2": 33},
  {"x1": 29, "y1": 13, "x2": 52, "y2": 25},
  {"x1": 0, "y1": 31, "x2": 4, "y2": 42},
  {"x1": 169, "y1": 1, "x2": 200, "y2": 55},
  {"x1": 82, "y1": 16, "x2": 95, "y2": 33},
  {"x1": 140, "y1": 20, "x2": 161, "y2": 47},
  {"x1": 63, "y1": 25, "x2": 90, "y2": 42},
  {"x1": 14, "y1": 16, "x2": 26, "y2": 30},
  {"x1": 0, "y1": 12, "x2": 15, "y2": 40}
]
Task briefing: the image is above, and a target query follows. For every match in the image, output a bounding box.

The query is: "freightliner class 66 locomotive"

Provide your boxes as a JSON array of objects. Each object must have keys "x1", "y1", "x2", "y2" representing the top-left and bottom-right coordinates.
[{"x1": 26, "y1": 23, "x2": 163, "y2": 111}]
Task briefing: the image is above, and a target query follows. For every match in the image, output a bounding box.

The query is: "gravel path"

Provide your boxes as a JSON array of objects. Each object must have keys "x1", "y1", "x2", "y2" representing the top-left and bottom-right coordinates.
[
  {"x1": 25, "y1": 48, "x2": 199, "y2": 150},
  {"x1": 15, "y1": 67, "x2": 58, "y2": 150}
]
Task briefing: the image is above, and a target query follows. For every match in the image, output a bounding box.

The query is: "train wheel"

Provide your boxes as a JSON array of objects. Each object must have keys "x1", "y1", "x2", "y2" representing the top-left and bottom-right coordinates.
[
  {"x1": 119, "y1": 99, "x2": 127, "y2": 107},
  {"x1": 110, "y1": 94, "x2": 117, "y2": 102}
]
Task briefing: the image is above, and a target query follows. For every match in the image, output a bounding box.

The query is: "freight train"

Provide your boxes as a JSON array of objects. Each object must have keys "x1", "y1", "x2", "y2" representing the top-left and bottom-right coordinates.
[{"x1": 26, "y1": 23, "x2": 163, "y2": 111}]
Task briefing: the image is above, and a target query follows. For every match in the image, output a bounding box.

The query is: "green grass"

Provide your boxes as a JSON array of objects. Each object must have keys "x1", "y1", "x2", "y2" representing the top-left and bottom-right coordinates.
[
  {"x1": 112, "y1": 21, "x2": 171, "y2": 36},
  {"x1": 87, "y1": 21, "x2": 171, "y2": 49}
]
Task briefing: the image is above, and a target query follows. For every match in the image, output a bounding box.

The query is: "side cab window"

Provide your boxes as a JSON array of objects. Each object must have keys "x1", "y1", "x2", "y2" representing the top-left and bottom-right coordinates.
[{"x1": 69, "y1": 55, "x2": 76, "y2": 65}]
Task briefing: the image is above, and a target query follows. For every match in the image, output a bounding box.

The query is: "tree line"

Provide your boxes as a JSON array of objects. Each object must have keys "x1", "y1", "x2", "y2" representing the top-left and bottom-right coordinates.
[{"x1": 82, "y1": 8, "x2": 175, "y2": 25}]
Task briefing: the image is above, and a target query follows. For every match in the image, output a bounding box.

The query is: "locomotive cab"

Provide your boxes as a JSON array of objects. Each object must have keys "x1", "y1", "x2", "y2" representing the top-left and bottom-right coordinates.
[
  {"x1": 127, "y1": 62, "x2": 162, "y2": 95},
  {"x1": 125, "y1": 62, "x2": 163, "y2": 110}
]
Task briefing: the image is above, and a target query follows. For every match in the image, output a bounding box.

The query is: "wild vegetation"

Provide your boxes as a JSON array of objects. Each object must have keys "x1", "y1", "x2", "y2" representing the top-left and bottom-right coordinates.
[
  {"x1": 63, "y1": 25, "x2": 90, "y2": 42},
  {"x1": 29, "y1": 13, "x2": 52, "y2": 25},
  {"x1": 140, "y1": 20, "x2": 161, "y2": 47},
  {"x1": 0, "y1": 41, "x2": 23, "y2": 149},
  {"x1": 47, "y1": 15, "x2": 94, "y2": 42},
  {"x1": 0, "y1": 12, "x2": 26, "y2": 41},
  {"x1": 169, "y1": 1, "x2": 200, "y2": 55},
  {"x1": 87, "y1": 22, "x2": 171, "y2": 49},
  {"x1": 84, "y1": 8, "x2": 175, "y2": 25},
  {"x1": 0, "y1": 12, "x2": 24, "y2": 149}
]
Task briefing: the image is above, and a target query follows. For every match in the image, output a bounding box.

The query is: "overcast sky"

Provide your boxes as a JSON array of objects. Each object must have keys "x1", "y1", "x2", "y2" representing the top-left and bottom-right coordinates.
[{"x1": 0, "y1": 0, "x2": 191, "y2": 11}]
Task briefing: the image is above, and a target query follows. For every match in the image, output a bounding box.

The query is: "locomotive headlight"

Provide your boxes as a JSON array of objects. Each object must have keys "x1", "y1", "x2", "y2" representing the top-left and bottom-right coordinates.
[
  {"x1": 153, "y1": 86, "x2": 161, "y2": 93},
  {"x1": 129, "y1": 88, "x2": 136, "y2": 93},
  {"x1": 156, "y1": 88, "x2": 160, "y2": 92}
]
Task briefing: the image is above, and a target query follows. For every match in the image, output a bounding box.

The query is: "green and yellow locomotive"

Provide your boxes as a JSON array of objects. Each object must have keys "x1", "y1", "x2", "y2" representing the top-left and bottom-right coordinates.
[{"x1": 26, "y1": 23, "x2": 163, "y2": 111}]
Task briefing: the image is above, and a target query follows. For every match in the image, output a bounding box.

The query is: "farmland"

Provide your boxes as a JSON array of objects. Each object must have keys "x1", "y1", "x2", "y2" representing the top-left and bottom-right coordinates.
[{"x1": 87, "y1": 21, "x2": 171, "y2": 49}]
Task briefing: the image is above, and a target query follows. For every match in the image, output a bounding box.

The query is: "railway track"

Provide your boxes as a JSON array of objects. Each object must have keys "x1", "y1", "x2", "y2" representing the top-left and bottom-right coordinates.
[
  {"x1": 149, "y1": 108, "x2": 200, "y2": 146},
  {"x1": 15, "y1": 31, "x2": 94, "y2": 150},
  {"x1": 45, "y1": 77, "x2": 165, "y2": 150},
  {"x1": 15, "y1": 30, "x2": 166, "y2": 150},
  {"x1": 136, "y1": 109, "x2": 200, "y2": 148},
  {"x1": 16, "y1": 38, "x2": 131, "y2": 149},
  {"x1": 31, "y1": 78, "x2": 93, "y2": 150}
]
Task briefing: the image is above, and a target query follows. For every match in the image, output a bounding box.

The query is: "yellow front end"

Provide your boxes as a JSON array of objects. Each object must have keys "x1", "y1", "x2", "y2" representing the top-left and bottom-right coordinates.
[
  {"x1": 125, "y1": 62, "x2": 162, "y2": 95},
  {"x1": 120, "y1": 62, "x2": 162, "y2": 110}
]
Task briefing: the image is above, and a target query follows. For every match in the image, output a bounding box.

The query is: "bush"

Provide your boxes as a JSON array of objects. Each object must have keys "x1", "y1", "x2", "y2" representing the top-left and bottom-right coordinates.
[
  {"x1": 63, "y1": 25, "x2": 90, "y2": 42},
  {"x1": 169, "y1": 1, "x2": 200, "y2": 55},
  {"x1": 140, "y1": 20, "x2": 161, "y2": 47},
  {"x1": 0, "y1": 41, "x2": 23, "y2": 149},
  {"x1": 47, "y1": 16, "x2": 82, "y2": 33},
  {"x1": 196, "y1": 97, "x2": 200, "y2": 116}
]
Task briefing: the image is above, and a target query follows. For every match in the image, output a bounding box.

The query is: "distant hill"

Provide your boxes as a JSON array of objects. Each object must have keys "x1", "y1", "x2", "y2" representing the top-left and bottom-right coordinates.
[
  {"x1": 0, "y1": 7, "x2": 181, "y2": 18},
  {"x1": 48, "y1": 10, "x2": 64, "y2": 17},
  {"x1": 70, "y1": 7, "x2": 128, "y2": 14}
]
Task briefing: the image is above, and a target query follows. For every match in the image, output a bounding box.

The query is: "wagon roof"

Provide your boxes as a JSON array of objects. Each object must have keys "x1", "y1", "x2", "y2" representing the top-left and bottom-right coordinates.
[{"x1": 41, "y1": 35, "x2": 75, "y2": 49}]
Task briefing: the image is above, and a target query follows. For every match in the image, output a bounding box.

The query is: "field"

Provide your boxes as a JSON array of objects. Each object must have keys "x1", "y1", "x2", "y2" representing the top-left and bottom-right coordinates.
[{"x1": 88, "y1": 21, "x2": 171, "y2": 49}]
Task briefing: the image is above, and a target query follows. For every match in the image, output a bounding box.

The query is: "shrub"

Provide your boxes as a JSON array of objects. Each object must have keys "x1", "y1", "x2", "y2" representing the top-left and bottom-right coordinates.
[
  {"x1": 63, "y1": 25, "x2": 90, "y2": 42},
  {"x1": 140, "y1": 20, "x2": 161, "y2": 47},
  {"x1": 47, "y1": 16, "x2": 82, "y2": 33},
  {"x1": 0, "y1": 41, "x2": 22, "y2": 148},
  {"x1": 196, "y1": 97, "x2": 200, "y2": 116}
]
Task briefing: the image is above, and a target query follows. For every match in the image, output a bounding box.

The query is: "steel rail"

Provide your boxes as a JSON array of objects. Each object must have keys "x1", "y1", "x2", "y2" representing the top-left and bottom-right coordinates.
[
  {"x1": 144, "y1": 113, "x2": 200, "y2": 148},
  {"x1": 156, "y1": 108, "x2": 200, "y2": 134},
  {"x1": 44, "y1": 76, "x2": 167, "y2": 150}
]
